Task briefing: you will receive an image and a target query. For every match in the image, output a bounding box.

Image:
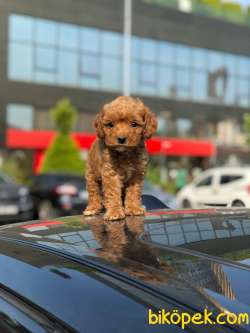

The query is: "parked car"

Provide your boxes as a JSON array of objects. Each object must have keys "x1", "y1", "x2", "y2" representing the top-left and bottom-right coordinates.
[
  {"x1": 30, "y1": 173, "x2": 88, "y2": 219},
  {"x1": 176, "y1": 166, "x2": 250, "y2": 208},
  {"x1": 0, "y1": 207, "x2": 249, "y2": 332},
  {"x1": 0, "y1": 172, "x2": 34, "y2": 223},
  {"x1": 143, "y1": 180, "x2": 176, "y2": 208}
]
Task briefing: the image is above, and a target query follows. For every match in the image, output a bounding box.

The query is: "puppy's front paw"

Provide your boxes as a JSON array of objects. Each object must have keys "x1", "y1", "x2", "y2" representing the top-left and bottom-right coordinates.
[
  {"x1": 104, "y1": 208, "x2": 125, "y2": 221},
  {"x1": 125, "y1": 205, "x2": 145, "y2": 216},
  {"x1": 83, "y1": 205, "x2": 102, "y2": 216}
]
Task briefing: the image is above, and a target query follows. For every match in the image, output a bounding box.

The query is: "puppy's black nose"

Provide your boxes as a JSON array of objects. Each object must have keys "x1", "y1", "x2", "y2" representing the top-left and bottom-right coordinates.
[{"x1": 117, "y1": 137, "x2": 127, "y2": 144}]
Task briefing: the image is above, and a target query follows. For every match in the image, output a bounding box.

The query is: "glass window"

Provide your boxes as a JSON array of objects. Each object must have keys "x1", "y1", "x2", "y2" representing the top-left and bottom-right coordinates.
[
  {"x1": 140, "y1": 38, "x2": 157, "y2": 62},
  {"x1": 159, "y1": 42, "x2": 176, "y2": 65},
  {"x1": 236, "y1": 78, "x2": 250, "y2": 107},
  {"x1": 80, "y1": 76, "x2": 100, "y2": 89},
  {"x1": 7, "y1": 104, "x2": 34, "y2": 130},
  {"x1": 224, "y1": 53, "x2": 237, "y2": 75},
  {"x1": 225, "y1": 76, "x2": 237, "y2": 104},
  {"x1": 192, "y1": 72, "x2": 207, "y2": 101},
  {"x1": 131, "y1": 36, "x2": 140, "y2": 60},
  {"x1": 58, "y1": 50, "x2": 78, "y2": 85},
  {"x1": 59, "y1": 23, "x2": 79, "y2": 49},
  {"x1": 176, "y1": 118, "x2": 192, "y2": 136},
  {"x1": 36, "y1": 19, "x2": 57, "y2": 46},
  {"x1": 81, "y1": 27, "x2": 100, "y2": 53},
  {"x1": 176, "y1": 68, "x2": 191, "y2": 87},
  {"x1": 101, "y1": 57, "x2": 121, "y2": 91},
  {"x1": 176, "y1": 45, "x2": 191, "y2": 67},
  {"x1": 176, "y1": 88, "x2": 190, "y2": 99},
  {"x1": 8, "y1": 42, "x2": 33, "y2": 80},
  {"x1": 34, "y1": 71, "x2": 56, "y2": 84},
  {"x1": 35, "y1": 47, "x2": 56, "y2": 71},
  {"x1": 208, "y1": 50, "x2": 224, "y2": 71},
  {"x1": 9, "y1": 15, "x2": 33, "y2": 42},
  {"x1": 220, "y1": 175, "x2": 243, "y2": 184},
  {"x1": 140, "y1": 83, "x2": 156, "y2": 96},
  {"x1": 176, "y1": 68, "x2": 191, "y2": 99},
  {"x1": 158, "y1": 65, "x2": 174, "y2": 97},
  {"x1": 81, "y1": 54, "x2": 100, "y2": 76},
  {"x1": 102, "y1": 31, "x2": 122, "y2": 56},
  {"x1": 130, "y1": 60, "x2": 140, "y2": 93},
  {"x1": 34, "y1": 109, "x2": 53, "y2": 130},
  {"x1": 196, "y1": 176, "x2": 212, "y2": 187},
  {"x1": 238, "y1": 56, "x2": 250, "y2": 77},
  {"x1": 193, "y1": 48, "x2": 207, "y2": 70},
  {"x1": 140, "y1": 63, "x2": 156, "y2": 84}
]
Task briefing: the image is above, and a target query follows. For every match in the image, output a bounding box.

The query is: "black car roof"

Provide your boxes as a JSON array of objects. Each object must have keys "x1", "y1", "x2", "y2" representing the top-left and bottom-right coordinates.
[{"x1": 0, "y1": 208, "x2": 250, "y2": 332}]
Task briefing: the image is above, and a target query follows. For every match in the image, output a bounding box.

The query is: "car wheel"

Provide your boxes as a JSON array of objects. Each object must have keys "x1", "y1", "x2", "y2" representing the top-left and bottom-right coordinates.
[
  {"x1": 182, "y1": 199, "x2": 191, "y2": 208},
  {"x1": 38, "y1": 201, "x2": 58, "y2": 219},
  {"x1": 232, "y1": 200, "x2": 245, "y2": 208}
]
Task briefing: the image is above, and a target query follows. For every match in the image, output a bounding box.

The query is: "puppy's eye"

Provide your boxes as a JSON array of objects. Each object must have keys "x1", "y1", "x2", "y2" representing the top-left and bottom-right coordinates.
[
  {"x1": 105, "y1": 122, "x2": 114, "y2": 128},
  {"x1": 131, "y1": 122, "x2": 137, "y2": 127}
]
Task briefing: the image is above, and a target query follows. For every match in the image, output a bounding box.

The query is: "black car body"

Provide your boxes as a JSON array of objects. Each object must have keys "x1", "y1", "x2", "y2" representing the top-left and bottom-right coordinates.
[
  {"x1": 0, "y1": 208, "x2": 250, "y2": 332},
  {"x1": 30, "y1": 173, "x2": 87, "y2": 219},
  {"x1": 0, "y1": 172, "x2": 34, "y2": 223}
]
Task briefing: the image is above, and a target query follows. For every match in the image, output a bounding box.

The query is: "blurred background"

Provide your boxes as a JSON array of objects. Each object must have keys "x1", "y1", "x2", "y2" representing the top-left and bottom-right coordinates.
[{"x1": 1, "y1": 0, "x2": 250, "y2": 219}]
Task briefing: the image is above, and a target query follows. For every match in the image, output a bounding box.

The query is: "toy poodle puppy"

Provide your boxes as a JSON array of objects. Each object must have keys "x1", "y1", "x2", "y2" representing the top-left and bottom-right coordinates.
[{"x1": 83, "y1": 96, "x2": 157, "y2": 220}]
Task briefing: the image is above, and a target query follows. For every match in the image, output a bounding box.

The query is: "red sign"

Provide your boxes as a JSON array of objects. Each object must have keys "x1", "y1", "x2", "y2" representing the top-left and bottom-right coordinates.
[{"x1": 7, "y1": 128, "x2": 215, "y2": 156}]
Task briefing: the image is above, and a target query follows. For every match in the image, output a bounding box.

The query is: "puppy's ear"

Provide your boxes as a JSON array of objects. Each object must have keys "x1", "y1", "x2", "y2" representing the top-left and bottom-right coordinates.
[
  {"x1": 143, "y1": 106, "x2": 158, "y2": 139},
  {"x1": 94, "y1": 111, "x2": 104, "y2": 138}
]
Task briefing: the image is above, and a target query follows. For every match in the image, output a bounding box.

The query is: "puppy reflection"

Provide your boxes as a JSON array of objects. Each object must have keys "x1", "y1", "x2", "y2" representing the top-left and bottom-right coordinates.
[{"x1": 88, "y1": 216, "x2": 173, "y2": 285}]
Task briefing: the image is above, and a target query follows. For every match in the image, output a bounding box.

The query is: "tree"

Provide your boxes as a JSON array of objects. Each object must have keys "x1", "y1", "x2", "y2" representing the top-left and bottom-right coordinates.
[
  {"x1": 244, "y1": 113, "x2": 250, "y2": 146},
  {"x1": 40, "y1": 98, "x2": 84, "y2": 175}
]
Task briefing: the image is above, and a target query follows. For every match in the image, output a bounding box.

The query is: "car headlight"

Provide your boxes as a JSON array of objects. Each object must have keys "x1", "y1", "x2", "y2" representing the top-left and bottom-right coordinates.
[{"x1": 19, "y1": 187, "x2": 29, "y2": 197}]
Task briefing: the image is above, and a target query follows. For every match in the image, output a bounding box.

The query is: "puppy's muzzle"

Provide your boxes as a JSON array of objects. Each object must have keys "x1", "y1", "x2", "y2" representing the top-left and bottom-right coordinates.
[{"x1": 117, "y1": 137, "x2": 127, "y2": 144}]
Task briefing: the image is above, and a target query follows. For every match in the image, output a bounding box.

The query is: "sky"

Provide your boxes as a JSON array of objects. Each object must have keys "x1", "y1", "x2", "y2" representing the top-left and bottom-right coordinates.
[{"x1": 234, "y1": 0, "x2": 250, "y2": 6}]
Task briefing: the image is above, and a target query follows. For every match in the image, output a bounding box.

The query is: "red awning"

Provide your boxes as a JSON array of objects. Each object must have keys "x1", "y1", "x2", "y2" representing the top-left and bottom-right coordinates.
[{"x1": 6, "y1": 128, "x2": 216, "y2": 157}]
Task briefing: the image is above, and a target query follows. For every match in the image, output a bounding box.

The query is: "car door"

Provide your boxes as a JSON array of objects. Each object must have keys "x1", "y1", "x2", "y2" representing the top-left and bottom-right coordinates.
[
  {"x1": 192, "y1": 172, "x2": 218, "y2": 207},
  {"x1": 216, "y1": 173, "x2": 244, "y2": 207}
]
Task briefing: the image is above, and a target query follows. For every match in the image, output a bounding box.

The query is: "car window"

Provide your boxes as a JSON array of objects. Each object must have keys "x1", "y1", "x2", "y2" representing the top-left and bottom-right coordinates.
[
  {"x1": 33, "y1": 174, "x2": 85, "y2": 188},
  {"x1": 196, "y1": 175, "x2": 212, "y2": 187},
  {"x1": 0, "y1": 173, "x2": 13, "y2": 184},
  {"x1": 220, "y1": 175, "x2": 243, "y2": 184}
]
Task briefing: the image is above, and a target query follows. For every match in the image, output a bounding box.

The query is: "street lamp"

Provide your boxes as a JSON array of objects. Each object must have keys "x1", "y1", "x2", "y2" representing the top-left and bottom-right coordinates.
[{"x1": 123, "y1": 0, "x2": 132, "y2": 96}]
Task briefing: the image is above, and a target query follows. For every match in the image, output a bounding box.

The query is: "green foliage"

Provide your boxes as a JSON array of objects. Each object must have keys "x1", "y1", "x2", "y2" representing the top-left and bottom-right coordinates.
[
  {"x1": 245, "y1": 6, "x2": 250, "y2": 23},
  {"x1": 146, "y1": 165, "x2": 177, "y2": 194},
  {"x1": 1, "y1": 152, "x2": 33, "y2": 185},
  {"x1": 222, "y1": 2, "x2": 244, "y2": 23},
  {"x1": 144, "y1": 0, "x2": 178, "y2": 8},
  {"x1": 222, "y1": 2, "x2": 241, "y2": 13},
  {"x1": 40, "y1": 134, "x2": 84, "y2": 175},
  {"x1": 144, "y1": 0, "x2": 248, "y2": 26},
  {"x1": 195, "y1": 0, "x2": 245, "y2": 24},
  {"x1": 197, "y1": 0, "x2": 220, "y2": 7},
  {"x1": 51, "y1": 98, "x2": 77, "y2": 135},
  {"x1": 40, "y1": 98, "x2": 84, "y2": 175},
  {"x1": 243, "y1": 113, "x2": 250, "y2": 146},
  {"x1": 1, "y1": 158, "x2": 23, "y2": 183},
  {"x1": 146, "y1": 165, "x2": 161, "y2": 185}
]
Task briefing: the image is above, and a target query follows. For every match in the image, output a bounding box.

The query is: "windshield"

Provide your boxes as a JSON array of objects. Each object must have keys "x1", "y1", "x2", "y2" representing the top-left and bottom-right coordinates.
[{"x1": 0, "y1": 173, "x2": 14, "y2": 185}]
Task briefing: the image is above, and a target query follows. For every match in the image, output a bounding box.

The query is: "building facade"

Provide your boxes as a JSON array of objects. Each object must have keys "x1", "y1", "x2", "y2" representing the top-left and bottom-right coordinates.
[{"x1": 1, "y1": 0, "x2": 250, "y2": 147}]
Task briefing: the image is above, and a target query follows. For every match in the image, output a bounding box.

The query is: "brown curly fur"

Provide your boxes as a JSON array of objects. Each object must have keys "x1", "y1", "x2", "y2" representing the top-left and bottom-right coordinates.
[{"x1": 83, "y1": 96, "x2": 157, "y2": 221}]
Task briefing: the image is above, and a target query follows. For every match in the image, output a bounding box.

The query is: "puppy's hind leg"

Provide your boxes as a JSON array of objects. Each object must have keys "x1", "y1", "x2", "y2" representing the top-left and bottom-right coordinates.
[
  {"x1": 125, "y1": 176, "x2": 145, "y2": 216},
  {"x1": 84, "y1": 171, "x2": 103, "y2": 216},
  {"x1": 102, "y1": 173, "x2": 125, "y2": 221}
]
